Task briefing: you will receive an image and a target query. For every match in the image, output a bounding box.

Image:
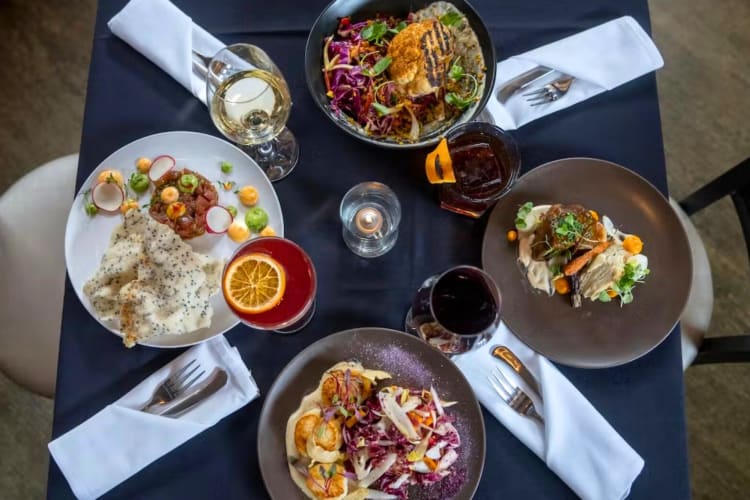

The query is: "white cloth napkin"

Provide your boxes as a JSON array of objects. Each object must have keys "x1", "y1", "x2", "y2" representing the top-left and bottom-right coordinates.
[
  {"x1": 486, "y1": 16, "x2": 664, "y2": 130},
  {"x1": 108, "y1": 0, "x2": 225, "y2": 103},
  {"x1": 454, "y1": 324, "x2": 644, "y2": 500},
  {"x1": 48, "y1": 336, "x2": 259, "y2": 499}
]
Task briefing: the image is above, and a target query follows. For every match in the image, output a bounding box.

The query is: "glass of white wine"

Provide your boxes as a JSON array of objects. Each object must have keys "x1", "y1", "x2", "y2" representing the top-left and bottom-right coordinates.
[{"x1": 206, "y1": 44, "x2": 299, "y2": 181}]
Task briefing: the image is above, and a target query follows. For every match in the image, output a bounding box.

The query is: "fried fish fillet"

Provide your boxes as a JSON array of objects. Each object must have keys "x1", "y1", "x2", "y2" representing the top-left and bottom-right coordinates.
[{"x1": 387, "y1": 19, "x2": 454, "y2": 97}]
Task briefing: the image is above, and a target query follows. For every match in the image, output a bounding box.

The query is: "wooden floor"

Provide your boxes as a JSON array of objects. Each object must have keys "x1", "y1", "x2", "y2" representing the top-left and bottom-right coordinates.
[{"x1": 0, "y1": 0, "x2": 747, "y2": 498}]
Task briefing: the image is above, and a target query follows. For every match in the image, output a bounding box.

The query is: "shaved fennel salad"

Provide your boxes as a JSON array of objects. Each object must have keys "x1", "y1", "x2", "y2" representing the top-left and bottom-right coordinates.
[{"x1": 342, "y1": 385, "x2": 462, "y2": 498}]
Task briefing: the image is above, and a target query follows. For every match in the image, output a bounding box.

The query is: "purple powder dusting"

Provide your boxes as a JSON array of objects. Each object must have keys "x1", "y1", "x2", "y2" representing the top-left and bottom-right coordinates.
[{"x1": 422, "y1": 468, "x2": 468, "y2": 500}]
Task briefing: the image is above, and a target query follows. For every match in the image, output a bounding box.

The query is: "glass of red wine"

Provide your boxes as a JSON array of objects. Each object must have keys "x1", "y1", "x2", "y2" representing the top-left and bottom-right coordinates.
[{"x1": 405, "y1": 266, "x2": 501, "y2": 356}]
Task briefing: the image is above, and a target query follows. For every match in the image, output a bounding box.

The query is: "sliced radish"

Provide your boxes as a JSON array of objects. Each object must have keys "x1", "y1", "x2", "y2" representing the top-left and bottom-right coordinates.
[
  {"x1": 148, "y1": 155, "x2": 175, "y2": 182},
  {"x1": 91, "y1": 181, "x2": 125, "y2": 213},
  {"x1": 205, "y1": 205, "x2": 233, "y2": 234}
]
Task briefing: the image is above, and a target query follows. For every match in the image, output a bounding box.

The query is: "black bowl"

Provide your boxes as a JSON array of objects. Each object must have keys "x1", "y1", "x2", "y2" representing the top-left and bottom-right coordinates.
[{"x1": 305, "y1": 0, "x2": 497, "y2": 149}]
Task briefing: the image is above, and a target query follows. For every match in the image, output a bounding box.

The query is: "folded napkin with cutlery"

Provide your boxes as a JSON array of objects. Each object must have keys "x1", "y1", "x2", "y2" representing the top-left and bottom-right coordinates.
[
  {"x1": 486, "y1": 16, "x2": 664, "y2": 130},
  {"x1": 108, "y1": 0, "x2": 224, "y2": 104},
  {"x1": 48, "y1": 336, "x2": 259, "y2": 500},
  {"x1": 454, "y1": 324, "x2": 644, "y2": 500}
]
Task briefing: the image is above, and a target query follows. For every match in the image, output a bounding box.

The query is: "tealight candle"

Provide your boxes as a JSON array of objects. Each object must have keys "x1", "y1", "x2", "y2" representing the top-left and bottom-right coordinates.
[{"x1": 354, "y1": 207, "x2": 384, "y2": 236}]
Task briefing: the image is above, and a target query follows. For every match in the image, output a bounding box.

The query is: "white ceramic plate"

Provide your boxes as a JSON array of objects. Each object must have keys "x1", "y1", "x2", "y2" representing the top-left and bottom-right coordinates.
[{"x1": 65, "y1": 131, "x2": 284, "y2": 348}]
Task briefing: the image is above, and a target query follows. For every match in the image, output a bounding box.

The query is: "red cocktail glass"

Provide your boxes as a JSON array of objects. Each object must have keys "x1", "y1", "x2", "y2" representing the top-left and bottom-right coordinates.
[{"x1": 222, "y1": 237, "x2": 317, "y2": 333}]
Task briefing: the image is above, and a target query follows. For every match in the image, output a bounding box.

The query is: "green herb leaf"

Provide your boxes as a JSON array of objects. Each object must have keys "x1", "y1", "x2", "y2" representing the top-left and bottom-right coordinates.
[
  {"x1": 449, "y1": 58, "x2": 464, "y2": 81},
  {"x1": 388, "y1": 21, "x2": 408, "y2": 34},
  {"x1": 514, "y1": 202, "x2": 533, "y2": 229},
  {"x1": 445, "y1": 91, "x2": 476, "y2": 109},
  {"x1": 82, "y1": 189, "x2": 98, "y2": 216},
  {"x1": 361, "y1": 21, "x2": 388, "y2": 43},
  {"x1": 327, "y1": 464, "x2": 337, "y2": 479},
  {"x1": 316, "y1": 424, "x2": 326, "y2": 439},
  {"x1": 337, "y1": 406, "x2": 351, "y2": 418},
  {"x1": 331, "y1": 394, "x2": 339, "y2": 404},
  {"x1": 362, "y1": 56, "x2": 392, "y2": 77},
  {"x1": 517, "y1": 202, "x2": 533, "y2": 218},
  {"x1": 549, "y1": 264, "x2": 562, "y2": 277},
  {"x1": 372, "y1": 102, "x2": 399, "y2": 116},
  {"x1": 553, "y1": 213, "x2": 584, "y2": 242},
  {"x1": 440, "y1": 11, "x2": 463, "y2": 27},
  {"x1": 598, "y1": 291, "x2": 612, "y2": 302},
  {"x1": 84, "y1": 202, "x2": 98, "y2": 216},
  {"x1": 614, "y1": 261, "x2": 649, "y2": 306}
]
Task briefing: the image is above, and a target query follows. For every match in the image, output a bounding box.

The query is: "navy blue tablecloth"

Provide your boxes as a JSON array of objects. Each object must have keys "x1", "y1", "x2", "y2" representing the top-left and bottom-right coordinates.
[{"x1": 48, "y1": 0, "x2": 690, "y2": 498}]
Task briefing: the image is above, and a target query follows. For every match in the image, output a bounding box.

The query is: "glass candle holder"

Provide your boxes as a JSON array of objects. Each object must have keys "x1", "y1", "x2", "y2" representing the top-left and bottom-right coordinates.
[{"x1": 340, "y1": 182, "x2": 401, "y2": 258}]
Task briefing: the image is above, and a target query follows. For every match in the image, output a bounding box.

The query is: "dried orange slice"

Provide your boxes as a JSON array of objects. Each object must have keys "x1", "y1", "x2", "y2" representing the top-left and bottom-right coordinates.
[
  {"x1": 223, "y1": 253, "x2": 286, "y2": 314},
  {"x1": 425, "y1": 138, "x2": 456, "y2": 184}
]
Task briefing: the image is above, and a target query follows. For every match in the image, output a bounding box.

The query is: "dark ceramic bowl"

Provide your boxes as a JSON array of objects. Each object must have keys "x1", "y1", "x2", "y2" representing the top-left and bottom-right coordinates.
[
  {"x1": 304, "y1": 0, "x2": 496, "y2": 149},
  {"x1": 258, "y1": 327, "x2": 486, "y2": 499},
  {"x1": 482, "y1": 158, "x2": 693, "y2": 368}
]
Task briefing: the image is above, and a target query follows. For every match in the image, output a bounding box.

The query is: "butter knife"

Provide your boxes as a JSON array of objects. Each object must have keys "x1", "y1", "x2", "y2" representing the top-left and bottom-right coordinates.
[
  {"x1": 148, "y1": 369, "x2": 229, "y2": 418},
  {"x1": 490, "y1": 346, "x2": 542, "y2": 401},
  {"x1": 496, "y1": 66, "x2": 554, "y2": 103}
]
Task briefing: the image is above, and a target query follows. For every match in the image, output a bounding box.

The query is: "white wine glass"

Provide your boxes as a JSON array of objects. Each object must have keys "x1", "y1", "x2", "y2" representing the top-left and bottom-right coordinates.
[{"x1": 206, "y1": 44, "x2": 299, "y2": 181}]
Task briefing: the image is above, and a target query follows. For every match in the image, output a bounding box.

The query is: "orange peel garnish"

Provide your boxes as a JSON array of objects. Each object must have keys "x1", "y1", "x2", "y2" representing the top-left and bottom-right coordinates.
[{"x1": 425, "y1": 138, "x2": 456, "y2": 184}]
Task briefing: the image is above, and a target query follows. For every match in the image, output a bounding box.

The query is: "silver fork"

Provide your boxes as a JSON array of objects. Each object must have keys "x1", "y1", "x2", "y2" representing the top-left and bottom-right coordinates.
[
  {"x1": 523, "y1": 76, "x2": 575, "y2": 106},
  {"x1": 487, "y1": 367, "x2": 545, "y2": 424},
  {"x1": 140, "y1": 359, "x2": 205, "y2": 412}
]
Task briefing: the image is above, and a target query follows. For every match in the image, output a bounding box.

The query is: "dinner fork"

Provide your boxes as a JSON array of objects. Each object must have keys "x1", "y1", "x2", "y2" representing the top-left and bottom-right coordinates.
[
  {"x1": 140, "y1": 359, "x2": 205, "y2": 413},
  {"x1": 523, "y1": 76, "x2": 575, "y2": 106},
  {"x1": 487, "y1": 367, "x2": 545, "y2": 424}
]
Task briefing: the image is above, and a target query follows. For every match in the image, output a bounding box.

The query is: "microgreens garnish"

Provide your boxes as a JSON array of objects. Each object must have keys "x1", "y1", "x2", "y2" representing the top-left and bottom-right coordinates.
[
  {"x1": 83, "y1": 189, "x2": 98, "y2": 216},
  {"x1": 445, "y1": 56, "x2": 479, "y2": 110},
  {"x1": 361, "y1": 21, "x2": 388, "y2": 44},
  {"x1": 554, "y1": 213, "x2": 584, "y2": 243},
  {"x1": 449, "y1": 57, "x2": 464, "y2": 81},
  {"x1": 612, "y1": 261, "x2": 650, "y2": 305},
  {"x1": 362, "y1": 56, "x2": 392, "y2": 77},
  {"x1": 515, "y1": 202, "x2": 534, "y2": 229},
  {"x1": 388, "y1": 21, "x2": 408, "y2": 34},
  {"x1": 440, "y1": 11, "x2": 463, "y2": 27}
]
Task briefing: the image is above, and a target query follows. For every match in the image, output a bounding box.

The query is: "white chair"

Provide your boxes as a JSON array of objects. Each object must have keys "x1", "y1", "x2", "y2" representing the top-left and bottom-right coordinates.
[
  {"x1": 0, "y1": 154, "x2": 78, "y2": 397},
  {"x1": 675, "y1": 157, "x2": 750, "y2": 368}
]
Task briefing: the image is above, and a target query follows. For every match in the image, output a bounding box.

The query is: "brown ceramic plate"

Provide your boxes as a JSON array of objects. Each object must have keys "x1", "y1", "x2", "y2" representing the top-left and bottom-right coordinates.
[
  {"x1": 482, "y1": 158, "x2": 692, "y2": 368},
  {"x1": 258, "y1": 328, "x2": 485, "y2": 499}
]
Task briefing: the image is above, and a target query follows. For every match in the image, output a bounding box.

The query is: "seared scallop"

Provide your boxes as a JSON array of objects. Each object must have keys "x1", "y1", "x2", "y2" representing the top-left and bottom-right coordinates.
[
  {"x1": 312, "y1": 418, "x2": 342, "y2": 451},
  {"x1": 387, "y1": 19, "x2": 454, "y2": 97},
  {"x1": 306, "y1": 463, "x2": 347, "y2": 499},
  {"x1": 321, "y1": 370, "x2": 372, "y2": 407},
  {"x1": 294, "y1": 413, "x2": 321, "y2": 456}
]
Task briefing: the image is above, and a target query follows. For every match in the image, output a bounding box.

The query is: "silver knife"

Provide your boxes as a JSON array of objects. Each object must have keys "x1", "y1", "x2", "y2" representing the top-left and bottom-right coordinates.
[
  {"x1": 496, "y1": 66, "x2": 554, "y2": 103},
  {"x1": 147, "y1": 369, "x2": 229, "y2": 418},
  {"x1": 490, "y1": 346, "x2": 543, "y2": 401}
]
